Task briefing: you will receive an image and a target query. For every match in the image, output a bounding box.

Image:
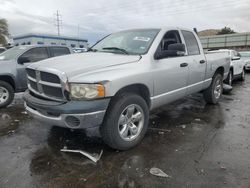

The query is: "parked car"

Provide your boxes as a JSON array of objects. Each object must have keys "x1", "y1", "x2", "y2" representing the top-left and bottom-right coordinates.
[
  {"x1": 72, "y1": 48, "x2": 88, "y2": 53},
  {"x1": 0, "y1": 47, "x2": 6, "y2": 54},
  {"x1": 24, "y1": 28, "x2": 230, "y2": 150},
  {"x1": 0, "y1": 45, "x2": 71, "y2": 108},
  {"x1": 239, "y1": 51, "x2": 250, "y2": 71},
  {"x1": 211, "y1": 49, "x2": 246, "y2": 86}
]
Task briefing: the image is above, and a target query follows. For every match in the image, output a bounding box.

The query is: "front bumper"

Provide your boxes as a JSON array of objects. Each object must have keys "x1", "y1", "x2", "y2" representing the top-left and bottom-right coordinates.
[{"x1": 23, "y1": 91, "x2": 110, "y2": 129}]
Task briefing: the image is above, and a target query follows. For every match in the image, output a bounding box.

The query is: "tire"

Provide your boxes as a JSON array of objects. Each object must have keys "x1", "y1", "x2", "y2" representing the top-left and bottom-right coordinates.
[
  {"x1": 101, "y1": 93, "x2": 149, "y2": 150},
  {"x1": 203, "y1": 73, "x2": 223, "y2": 104},
  {"x1": 0, "y1": 81, "x2": 14, "y2": 108},
  {"x1": 225, "y1": 70, "x2": 233, "y2": 86},
  {"x1": 240, "y1": 68, "x2": 245, "y2": 81}
]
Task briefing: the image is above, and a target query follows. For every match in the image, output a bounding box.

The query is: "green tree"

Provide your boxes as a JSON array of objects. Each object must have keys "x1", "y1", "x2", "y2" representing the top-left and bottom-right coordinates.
[
  {"x1": 217, "y1": 27, "x2": 236, "y2": 35},
  {"x1": 0, "y1": 19, "x2": 9, "y2": 46}
]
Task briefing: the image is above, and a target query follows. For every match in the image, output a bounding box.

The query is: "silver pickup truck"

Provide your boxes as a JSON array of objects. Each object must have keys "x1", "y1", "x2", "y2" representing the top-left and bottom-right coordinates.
[{"x1": 24, "y1": 28, "x2": 230, "y2": 150}]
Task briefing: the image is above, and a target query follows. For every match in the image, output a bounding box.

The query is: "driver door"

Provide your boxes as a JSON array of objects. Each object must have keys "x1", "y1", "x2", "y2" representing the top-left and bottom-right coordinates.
[
  {"x1": 152, "y1": 30, "x2": 189, "y2": 108},
  {"x1": 16, "y1": 47, "x2": 49, "y2": 90}
]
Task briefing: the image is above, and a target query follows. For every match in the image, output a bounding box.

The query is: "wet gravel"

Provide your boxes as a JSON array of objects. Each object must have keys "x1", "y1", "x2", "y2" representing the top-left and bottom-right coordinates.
[{"x1": 0, "y1": 74, "x2": 250, "y2": 188}]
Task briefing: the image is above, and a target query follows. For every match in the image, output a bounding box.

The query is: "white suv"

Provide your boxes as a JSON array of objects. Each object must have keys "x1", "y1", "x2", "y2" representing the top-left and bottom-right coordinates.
[{"x1": 215, "y1": 49, "x2": 246, "y2": 86}]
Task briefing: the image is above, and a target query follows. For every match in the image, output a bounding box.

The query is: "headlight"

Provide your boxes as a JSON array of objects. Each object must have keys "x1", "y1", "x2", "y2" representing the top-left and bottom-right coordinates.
[{"x1": 69, "y1": 83, "x2": 105, "y2": 100}]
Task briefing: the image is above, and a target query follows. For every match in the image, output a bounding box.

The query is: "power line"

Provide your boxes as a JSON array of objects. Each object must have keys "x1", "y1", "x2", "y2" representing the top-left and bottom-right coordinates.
[{"x1": 54, "y1": 10, "x2": 62, "y2": 36}]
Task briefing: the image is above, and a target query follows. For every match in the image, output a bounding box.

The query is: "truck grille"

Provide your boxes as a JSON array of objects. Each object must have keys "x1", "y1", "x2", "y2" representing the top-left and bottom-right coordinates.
[{"x1": 26, "y1": 68, "x2": 64, "y2": 101}]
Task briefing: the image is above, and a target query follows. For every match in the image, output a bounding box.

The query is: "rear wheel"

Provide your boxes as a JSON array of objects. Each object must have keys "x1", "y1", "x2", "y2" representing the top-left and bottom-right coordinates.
[
  {"x1": 240, "y1": 68, "x2": 245, "y2": 81},
  {"x1": 0, "y1": 81, "x2": 14, "y2": 108},
  {"x1": 225, "y1": 70, "x2": 233, "y2": 86},
  {"x1": 203, "y1": 73, "x2": 223, "y2": 104},
  {"x1": 101, "y1": 93, "x2": 149, "y2": 150}
]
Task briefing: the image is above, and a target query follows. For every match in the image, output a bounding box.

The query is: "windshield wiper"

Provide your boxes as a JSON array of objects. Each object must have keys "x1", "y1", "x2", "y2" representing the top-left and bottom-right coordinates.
[{"x1": 102, "y1": 47, "x2": 129, "y2": 54}]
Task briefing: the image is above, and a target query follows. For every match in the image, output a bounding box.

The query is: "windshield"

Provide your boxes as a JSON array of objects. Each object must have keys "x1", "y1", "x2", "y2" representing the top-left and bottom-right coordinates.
[
  {"x1": 239, "y1": 52, "x2": 250, "y2": 57},
  {"x1": 92, "y1": 29, "x2": 160, "y2": 55},
  {"x1": 0, "y1": 46, "x2": 29, "y2": 61}
]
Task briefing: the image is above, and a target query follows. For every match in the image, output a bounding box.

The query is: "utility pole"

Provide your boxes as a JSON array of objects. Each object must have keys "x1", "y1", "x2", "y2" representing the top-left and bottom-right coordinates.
[{"x1": 54, "y1": 10, "x2": 62, "y2": 36}]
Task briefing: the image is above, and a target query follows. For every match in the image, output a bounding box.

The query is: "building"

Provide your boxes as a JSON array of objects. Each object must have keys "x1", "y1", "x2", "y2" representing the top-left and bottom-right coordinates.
[
  {"x1": 200, "y1": 32, "x2": 250, "y2": 51},
  {"x1": 13, "y1": 33, "x2": 88, "y2": 49}
]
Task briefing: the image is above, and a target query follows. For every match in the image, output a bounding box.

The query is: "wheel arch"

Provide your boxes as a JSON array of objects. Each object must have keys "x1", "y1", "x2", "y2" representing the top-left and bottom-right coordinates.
[
  {"x1": 0, "y1": 75, "x2": 16, "y2": 91},
  {"x1": 111, "y1": 84, "x2": 151, "y2": 108},
  {"x1": 214, "y1": 66, "x2": 224, "y2": 77}
]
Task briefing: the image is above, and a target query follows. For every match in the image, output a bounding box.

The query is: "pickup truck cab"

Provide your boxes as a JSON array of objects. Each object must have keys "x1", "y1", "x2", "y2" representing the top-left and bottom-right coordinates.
[
  {"x1": 0, "y1": 45, "x2": 71, "y2": 108},
  {"x1": 213, "y1": 49, "x2": 246, "y2": 86},
  {"x1": 24, "y1": 28, "x2": 230, "y2": 150}
]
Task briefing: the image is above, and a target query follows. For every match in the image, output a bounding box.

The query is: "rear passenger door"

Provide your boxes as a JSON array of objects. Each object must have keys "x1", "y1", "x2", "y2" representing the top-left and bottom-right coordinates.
[
  {"x1": 49, "y1": 47, "x2": 70, "y2": 57},
  {"x1": 181, "y1": 30, "x2": 206, "y2": 94},
  {"x1": 16, "y1": 47, "x2": 49, "y2": 90}
]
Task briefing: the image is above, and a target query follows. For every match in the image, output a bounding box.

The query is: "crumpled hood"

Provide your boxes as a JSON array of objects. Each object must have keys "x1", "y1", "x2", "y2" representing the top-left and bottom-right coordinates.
[{"x1": 28, "y1": 52, "x2": 141, "y2": 78}]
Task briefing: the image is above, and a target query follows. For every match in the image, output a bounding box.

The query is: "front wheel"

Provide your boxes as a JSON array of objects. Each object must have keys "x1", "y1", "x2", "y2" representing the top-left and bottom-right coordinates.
[
  {"x1": 101, "y1": 93, "x2": 149, "y2": 150},
  {"x1": 0, "y1": 81, "x2": 14, "y2": 108},
  {"x1": 203, "y1": 73, "x2": 223, "y2": 104}
]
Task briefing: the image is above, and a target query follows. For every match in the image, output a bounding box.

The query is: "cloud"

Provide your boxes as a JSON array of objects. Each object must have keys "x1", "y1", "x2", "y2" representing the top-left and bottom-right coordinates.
[{"x1": 0, "y1": 0, "x2": 250, "y2": 44}]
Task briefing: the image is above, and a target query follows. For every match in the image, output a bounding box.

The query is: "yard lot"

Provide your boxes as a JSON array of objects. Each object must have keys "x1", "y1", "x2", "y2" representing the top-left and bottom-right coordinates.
[{"x1": 0, "y1": 75, "x2": 250, "y2": 188}]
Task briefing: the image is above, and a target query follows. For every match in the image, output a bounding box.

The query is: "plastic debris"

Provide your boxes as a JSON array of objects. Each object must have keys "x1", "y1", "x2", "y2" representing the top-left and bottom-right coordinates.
[
  {"x1": 60, "y1": 148, "x2": 103, "y2": 163},
  {"x1": 150, "y1": 167, "x2": 171, "y2": 178},
  {"x1": 158, "y1": 131, "x2": 165, "y2": 135},
  {"x1": 220, "y1": 166, "x2": 227, "y2": 170},
  {"x1": 14, "y1": 119, "x2": 20, "y2": 122},
  {"x1": 21, "y1": 111, "x2": 28, "y2": 115}
]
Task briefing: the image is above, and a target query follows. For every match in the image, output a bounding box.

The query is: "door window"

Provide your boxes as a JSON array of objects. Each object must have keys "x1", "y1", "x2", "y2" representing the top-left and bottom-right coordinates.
[
  {"x1": 50, "y1": 47, "x2": 70, "y2": 57},
  {"x1": 181, "y1": 30, "x2": 200, "y2": 55},
  {"x1": 155, "y1": 30, "x2": 183, "y2": 58},
  {"x1": 19, "y1": 47, "x2": 49, "y2": 63}
]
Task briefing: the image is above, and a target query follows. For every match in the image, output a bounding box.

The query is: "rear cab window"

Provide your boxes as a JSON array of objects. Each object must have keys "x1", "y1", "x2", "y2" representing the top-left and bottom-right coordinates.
[
  {"x1": 181, "y1": 30, "x2": 200, "y2": 55},
  {"x1": 19, "y1": 47, "x2": 49, "y2": 63},
  {"x1": 50, "y1": 47, "x2": 70, "y2": 57}
]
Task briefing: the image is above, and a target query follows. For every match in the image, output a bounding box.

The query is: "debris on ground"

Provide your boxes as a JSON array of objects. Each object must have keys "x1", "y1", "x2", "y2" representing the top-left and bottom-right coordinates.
[
  {"x1": 1, "y1": 114, "x2": 11, "y2": 120},
  {"x1": 181, "y1": 125, "x2": 186, "y2": 129},
  {"x1": 150, "y1": 167, "x2": 171, "y2": 178},
  {"x1": 223, "y1": 84, "x2": 233, "y2": 94},
  {"x1": 220, "y1": 166, "x2": 227, "y2": 170},
  {"x1": 60, "y1": 148, "x2": 103, "y2": 163},
  {"x1": 194, "y1": 118, "x2": 201, "y2": 122},
  {"x1": 158, "y1": 131, "x2": 164, "y2": 135},
  {"x1": 21, "y1": 111, "x2": 28, "y2": 115},
  {"x1": 148, "y1": 128, "x2": 171, "y2": 133},
  {"x1": 7, "y1": 130, "x2": 15, "y2": 135},
  {"x1": 14, "y1": 119, "x2": 20, "y2": 122}
]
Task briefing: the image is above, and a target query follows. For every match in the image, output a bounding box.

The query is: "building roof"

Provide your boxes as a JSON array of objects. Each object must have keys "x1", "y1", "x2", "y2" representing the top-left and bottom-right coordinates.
[{"x1": 13, "y1": 33, "x2": 88, "y2": 42}]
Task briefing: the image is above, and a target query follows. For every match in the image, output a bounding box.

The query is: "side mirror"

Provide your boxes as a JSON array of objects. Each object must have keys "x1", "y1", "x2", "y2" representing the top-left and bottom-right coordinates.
[
  {"x1": 232, "y1": 56, "x2": 240, "y2": 61},
  {"x1": 18, "y1": 56, "x2": 30, "y2": 64},
  {"x1": 154, "y1": 43, "x2": 186, "y2": 60}
]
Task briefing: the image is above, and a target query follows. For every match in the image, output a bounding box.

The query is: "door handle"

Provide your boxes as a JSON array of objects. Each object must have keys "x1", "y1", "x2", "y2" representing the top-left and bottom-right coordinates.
[
  {"x1": 200, "y1": 60, "x2": 206, "y2": 64},
  {"x1": 180, "y1": 63, "x2": 188, "y2": 67}
]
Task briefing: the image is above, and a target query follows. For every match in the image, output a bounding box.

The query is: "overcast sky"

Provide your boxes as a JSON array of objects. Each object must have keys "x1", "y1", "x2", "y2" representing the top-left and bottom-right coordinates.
[{"x1": 0, "y1": 0, "x2": 250, "y2": 44}]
